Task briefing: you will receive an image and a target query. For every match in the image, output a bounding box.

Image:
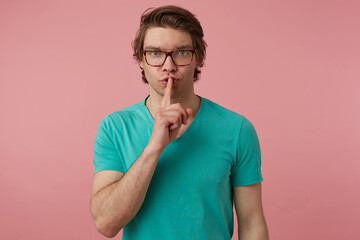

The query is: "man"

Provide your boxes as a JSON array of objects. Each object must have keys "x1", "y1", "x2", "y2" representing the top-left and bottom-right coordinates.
[{"x1": 91, "y1": 5, "x2": 268, "y2": 240}]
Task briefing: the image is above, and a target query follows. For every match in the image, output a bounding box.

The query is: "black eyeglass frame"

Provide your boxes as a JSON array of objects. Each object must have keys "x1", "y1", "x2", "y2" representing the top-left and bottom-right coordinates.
[{"x1": 142, "y1": 49, "x2": 196, "y2": 67}]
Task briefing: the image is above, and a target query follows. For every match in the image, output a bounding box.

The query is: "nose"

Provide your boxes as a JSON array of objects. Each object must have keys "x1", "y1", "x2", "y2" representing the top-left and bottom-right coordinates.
[{"x1": 162, "y1": 55, "x2": 177, "y2": 72}]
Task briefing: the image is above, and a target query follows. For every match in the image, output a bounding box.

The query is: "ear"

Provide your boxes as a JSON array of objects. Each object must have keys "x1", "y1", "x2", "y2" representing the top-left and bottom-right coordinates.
[
  {"x1": 139, "y1": 60, "x2": 144, "y2": 69},
  {"x1": 194, "y1": 56, "x2": 200, "y2": 68}
]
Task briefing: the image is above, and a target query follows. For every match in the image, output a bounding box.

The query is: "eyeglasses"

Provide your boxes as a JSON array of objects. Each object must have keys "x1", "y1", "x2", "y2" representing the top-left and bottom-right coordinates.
[{"x1": 142, "y1": 50, "x2": 196, "y2": 67}]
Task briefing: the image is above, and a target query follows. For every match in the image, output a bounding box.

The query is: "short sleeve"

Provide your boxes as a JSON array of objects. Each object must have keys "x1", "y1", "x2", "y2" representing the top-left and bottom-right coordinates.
[
  {"x1": 231, "y1": 117, "x2": 263, "y2": 186},
  {"x1": 93, "y1": 115, "x2": 124, "y2": 174}
]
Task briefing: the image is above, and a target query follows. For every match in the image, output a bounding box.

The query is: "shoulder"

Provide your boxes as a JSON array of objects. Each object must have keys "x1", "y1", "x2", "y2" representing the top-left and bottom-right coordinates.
[
  {"x1": 108, "y1": 102, "x2": 140, "y2": 119},
  {"x1": 200, "y1": 97, "x2": 259, "y2": 139},
  {"x1": 201, "y1": 97, "x2": 249, "y2": 125},
  {"x1": 99, "y1": 101, "x2": 144, "y2": 129}
]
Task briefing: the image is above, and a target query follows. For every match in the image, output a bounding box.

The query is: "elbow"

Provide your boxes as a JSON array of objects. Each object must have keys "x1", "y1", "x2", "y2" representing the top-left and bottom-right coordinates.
[
  {"x1": 94, "y1": 219, "x2": 123, "y2": 238},
  {"x1": 90, "y1": 200, "x2": 124, "y2": 238},
  {"x1": 91, "y1": 208, "x2": 123, "y2": 238},
  {"x1": 98, "y1": 229, "x2": 120, "y2": 239}
]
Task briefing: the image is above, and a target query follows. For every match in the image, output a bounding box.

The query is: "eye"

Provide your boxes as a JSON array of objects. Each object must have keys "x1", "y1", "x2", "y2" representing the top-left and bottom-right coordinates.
[
  {"x1": 150, "y1": 51, "x2": 160, "y2": 56},
  {"x1": 178, "y1": 50, "x2": 188, "y2": 56}
]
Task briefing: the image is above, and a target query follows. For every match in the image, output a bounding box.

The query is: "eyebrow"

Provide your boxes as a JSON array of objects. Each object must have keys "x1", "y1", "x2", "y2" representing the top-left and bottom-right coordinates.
[{"x1": 144, "y1": 45, "x2": 193, "y2": 51}]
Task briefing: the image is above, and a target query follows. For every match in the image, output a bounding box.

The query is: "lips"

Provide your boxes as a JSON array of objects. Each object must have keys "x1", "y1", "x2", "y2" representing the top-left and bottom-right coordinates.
[{"x1": 160, "y1": 77, "x2": 179, "y2": 86}]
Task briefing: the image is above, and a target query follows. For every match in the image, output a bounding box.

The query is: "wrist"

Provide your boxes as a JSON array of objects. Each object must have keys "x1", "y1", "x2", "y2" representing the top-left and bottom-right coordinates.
[{"x1": 144, "y1": 144, "x2": 164, "y2": 158}]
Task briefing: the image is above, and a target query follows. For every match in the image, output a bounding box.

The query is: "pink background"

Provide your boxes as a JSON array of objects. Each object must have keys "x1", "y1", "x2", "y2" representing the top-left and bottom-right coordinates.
[{"x1": 1, "y1": 0, "x2": 359, "y2": 239}]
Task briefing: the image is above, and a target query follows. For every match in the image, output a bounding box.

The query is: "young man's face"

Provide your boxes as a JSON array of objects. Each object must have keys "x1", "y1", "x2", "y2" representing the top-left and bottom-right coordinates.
[{"x1": 139, "y1": 27, "x2": 197, "y2": 99}]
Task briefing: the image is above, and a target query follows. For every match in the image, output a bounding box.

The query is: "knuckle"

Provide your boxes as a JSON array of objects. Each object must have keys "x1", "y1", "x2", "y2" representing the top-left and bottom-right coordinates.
[
  {"x1": 155, "y1": 114, "x2": 163, "y2": 122},
  {"x1": 175, "y1": 103, "x2": 182, "y2": 109}
]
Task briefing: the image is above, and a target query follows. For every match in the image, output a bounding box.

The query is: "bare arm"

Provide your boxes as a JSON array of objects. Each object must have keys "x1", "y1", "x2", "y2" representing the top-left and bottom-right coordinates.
[
  {"x1": 234, "y1": 182, "x2": 269, "y2": 240},
  {"x1": 90, "y1": 146, "x2": 162, "y2": 238},
  {"x1": 90, "y1": 78, "x2": 192, "y2": 238}
]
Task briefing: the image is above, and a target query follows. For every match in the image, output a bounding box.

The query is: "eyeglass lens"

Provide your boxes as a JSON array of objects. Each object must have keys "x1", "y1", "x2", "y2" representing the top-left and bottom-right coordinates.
[{"x1": 145, "y1": 50, "x2": 193, "y2": 66}]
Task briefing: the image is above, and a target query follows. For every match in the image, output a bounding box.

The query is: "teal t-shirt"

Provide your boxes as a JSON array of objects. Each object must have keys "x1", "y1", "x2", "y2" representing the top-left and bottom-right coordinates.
[{"x1": 93, "y1": 95, "x2": 263, "y2": 240}]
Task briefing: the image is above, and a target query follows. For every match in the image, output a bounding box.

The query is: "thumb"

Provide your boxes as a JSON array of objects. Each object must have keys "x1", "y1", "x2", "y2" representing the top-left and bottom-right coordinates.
[{"x1": 186, "y1": 108, "x2": 193, "y2": 119}]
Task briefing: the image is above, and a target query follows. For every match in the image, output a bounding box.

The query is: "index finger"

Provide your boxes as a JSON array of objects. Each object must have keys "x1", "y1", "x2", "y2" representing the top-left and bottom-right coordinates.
[{"x1": 161, "y1": 77, "x2": 173, "y2": 108}]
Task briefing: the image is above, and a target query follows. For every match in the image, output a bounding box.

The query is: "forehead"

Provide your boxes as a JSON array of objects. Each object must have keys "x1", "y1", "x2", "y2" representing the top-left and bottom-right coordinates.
[{"x1": 143, "y1": 27, "x2": 193, "y2": 50}]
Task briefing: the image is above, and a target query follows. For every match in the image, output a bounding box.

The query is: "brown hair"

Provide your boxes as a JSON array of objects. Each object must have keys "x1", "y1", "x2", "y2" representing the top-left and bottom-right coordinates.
[{"x1": 132, "y1": 5, "x2": 207, "y2": 83}]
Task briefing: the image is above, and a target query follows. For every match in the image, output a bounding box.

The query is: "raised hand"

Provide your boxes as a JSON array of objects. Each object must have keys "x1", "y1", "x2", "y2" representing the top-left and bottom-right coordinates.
[{"x1": 147, "y1": 78, "x2": 192, "y2": 152}]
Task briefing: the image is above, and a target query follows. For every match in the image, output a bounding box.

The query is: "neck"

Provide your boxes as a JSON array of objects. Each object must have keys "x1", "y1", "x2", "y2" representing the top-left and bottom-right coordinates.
[{"x1": 145, "y1": 92, "x2": 201, "y2": 120}]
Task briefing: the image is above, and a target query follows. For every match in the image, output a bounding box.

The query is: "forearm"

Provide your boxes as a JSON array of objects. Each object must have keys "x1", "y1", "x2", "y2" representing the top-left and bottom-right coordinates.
[
  {"x1": 91, "y1": 145, "x2": 162, "y2": 237},
  {"x1": 238, "y1": 217, "x2": 269, "y2": 240}
]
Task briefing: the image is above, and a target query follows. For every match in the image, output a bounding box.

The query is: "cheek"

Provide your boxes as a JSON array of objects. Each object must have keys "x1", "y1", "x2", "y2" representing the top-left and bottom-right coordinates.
[
  {"x1": 186, "y1": 65, "x2": 197, "y2": 77},
  {"x1": 143, "y1": 67, "x2": 157, "y2": 81}
]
